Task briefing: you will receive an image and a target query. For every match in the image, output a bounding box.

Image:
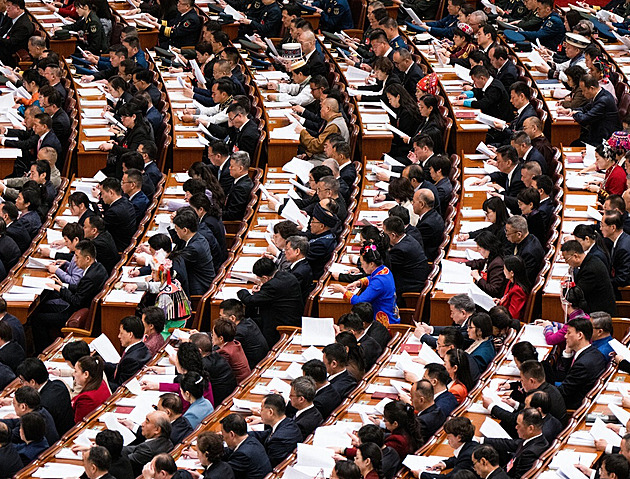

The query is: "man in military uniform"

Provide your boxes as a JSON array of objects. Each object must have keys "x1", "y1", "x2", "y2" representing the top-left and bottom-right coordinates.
[
  {"x1": 56, "y1": 0, "x2": 107, "y2": 55},
  {"x1": 518, "y1": 0, "x2": 566, "y2": 49},
  {"x1": 238, "y1": 0, "x2": 282, "y2": 38},
  {"x1": 144, "y1": 0, "x2": 201, "y2": 49},
  {"x1": 312, "y1": 0, "x2": 353, "y2": 32}
]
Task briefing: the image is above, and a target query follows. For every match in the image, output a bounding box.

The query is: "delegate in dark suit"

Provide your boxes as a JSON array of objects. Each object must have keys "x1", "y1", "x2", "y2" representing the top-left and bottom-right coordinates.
[
  {"x1": 223, "y1": 435, "x2": 272, "y2": 479},
  {"x1": 366, "y1": 320, "x2": 391, "y2": 350},
  {"x1": 177, "y1": 232, "x2": 215, "y2": 295},
  {"x1": 128, "y1": 191, "x2": 150, "y2": 225},
  {"x1": 122, "y1": 436, "x2": 173, "y2": 476},
  {"x1": 611, "y1": 231, "x2": 630, "y2": 296},
  {"x1": 538, "y1": 198, "x2": 554, "y2": 231},
  {"x1": 304, "y1": 49, "x2": 327, "y2": 78},
  {"x1": 202, "y1": 460, "x2": 235, "y2": 479},
  {"x1": 105, "y1": 341, "x2": 152, "y2": 390},
  {"x1": 209, "y1": 160, "x2": 234, "y2": 197},
  {"x1": 523, "y1": 147, "x2": 547, "y2": 175},
  {"x1": 574, "y1": 88, "x2": 621, "y2": 146},
  {"x1": 467, "y1": 79, "x2": 513, "y2": 122},
  {"x1": 4, "y1": 406, "x2": 59, "y2": 445},
  {"x1": 555, "y1": 345, "x2": 607, "y2": 410},
  {"x1": 171, "y1": 415, "x2": 193, "y2": 444},
  {"x1": 92, "y1": 231, "x2": 120, "y2": 274},
  {"x1": 223, "y1": 175, "x2": 254, "y2": 221},
  {"x1": 0, "y1": 340, "x2": 23, "y2": 373},
  {"x1": 0, "y1": 442, "x2": 25, "y2": 479},
  {"x1": 512, "y1": 234, "x2": 545, "y2": 285},
  {"x1": 389, "y1": 234, "x2": 430, "y2": 301},
  {"x1": 249, "y1": 417, "x2": 302, "y2": 467},
  {"x1": 421, "y1": 441, "x2": 479, "y2": 479},
  {"x1": 496, "y1": 60, "x2": 519, "y2": 91},
  {"x1": 359, "y1": 333, "x2": 383, "y2": 371},
  {"x1": 102, "y1": 197, "x2": 137, "y2": 252},
  {"x1": 235, "y1": 318, "x2": 269, "y2": 370},
  {"x1": 329, "y1": 370, "x2": 358, "y2": 398},
  {"x1": 484, "y1": 435, "x2": 548, "y2": 479},
  {"x1": 17, "y1": 210, "x2": 41, "y2": 239},
  {"x1": 0, "y1": 313, "x2": 24, "y2": 350},
  {"x1": 313, "y1": 383, "x2": 342, "y2": 419},
  {"x1": 573, "y1": 254, "x2": 616, "y2": 315},
  {"x1": 37, "y1": 130, "x2": 62, "y2": 161},
  {"x1": 417, "y1": 404, "x2": 446, "y2": 444},
  {"x1": 202, "y1": 352, "x2": 237, "y2": 406},
  {"x1": 0, "y1": 362, "x2": 14, "y2": 390},
  {"x1": 401, "y1": 62, "x2": 424, "y2": 99},
  {"x1": 51, "y1": 108, "x2": 71, "y2": 149},
  {"x1": 289, "y1": 258, "x2": 313, "y2": 304},
  {"x1": 489, "y1": 163, "x2": 526, "y2": 215},
  {"x1": 434, "y1": 390, "x2": 460, "y2": 416},
  {"x1": 6, "y1": 220, "x2": 30, "y2": 253},
  {"x1": 40, "y1": 379, "x2": 75, "y2": 435},
  {"x1": 292, "y1": 406, "x2": 323, "y2": 441},
  {"x1": 0, "y1": 13, "x2": 34, "y2": 66},
  {"x1": 228, "y1": 120, "x2": 260, "y2": 158},
  {"x1": 416, "y1": 208, "x2": 444, "y2": 262},
  {"x1": 237, "y1": 271, "x2": 303, "y2": 347},
  {"x1": 494, "y1": 104, "x2": 537, "y2": 145}
]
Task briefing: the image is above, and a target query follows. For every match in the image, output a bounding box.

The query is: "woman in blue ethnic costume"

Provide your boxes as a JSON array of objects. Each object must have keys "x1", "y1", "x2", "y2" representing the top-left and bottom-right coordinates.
[{"x1": 331, "y1": 242, "x2": 399, "y2": 324}]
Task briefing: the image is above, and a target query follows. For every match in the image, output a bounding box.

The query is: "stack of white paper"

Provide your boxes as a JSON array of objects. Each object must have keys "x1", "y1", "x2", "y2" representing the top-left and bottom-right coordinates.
[
  {"x1": 302, "y1": 317, "x2": 335, "y2": 346},
  {"x1": 480, "y1": 417, "x2": 512, "y2": 439},
  {"x1": 89, "y1": 333, "x2": 121, "y2": 363}
]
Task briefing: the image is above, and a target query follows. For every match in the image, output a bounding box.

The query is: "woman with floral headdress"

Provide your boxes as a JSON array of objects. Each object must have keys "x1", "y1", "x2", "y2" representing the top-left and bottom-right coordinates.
[
  {"x1": 330, "y1": 242, "x2": 399, "y2": 324},
  {"x1": 586, "y1": 143, "x2": 626, "y2": 203},
  {"x1": 590, "y1": 56, "x2": 617, "y2": 101},
  {"x1": 123, "y1": 250, "x2": 192, "y2": 338},
  {"x1": 437, "y1": 23, "x2": 477, "y2": 65}
]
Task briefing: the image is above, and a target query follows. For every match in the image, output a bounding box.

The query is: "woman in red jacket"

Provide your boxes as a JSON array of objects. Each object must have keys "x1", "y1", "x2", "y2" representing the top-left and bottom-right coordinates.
[
  {"x1": 355, "y1": 443, "x2": 384, "y2": 479},
  {"x1": 212, "y1": 319, "x2": 251, "y2": 383},
  {"x1": 381, "y1": 400, "x2": 422, "y2": 461},
  {"x1": 497, "y1": 256, "x2": 531, "y2": 321},
  {"x1": 71, "y1": 355, "x2": 111, "y2": 423},
  {"x1": 587, "y1": 144, "x2": 626, "y2": 204}
]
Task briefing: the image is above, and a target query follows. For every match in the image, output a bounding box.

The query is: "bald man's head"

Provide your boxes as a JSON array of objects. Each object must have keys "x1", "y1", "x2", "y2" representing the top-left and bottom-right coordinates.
[{"x1": 412, "y1": 188, "x2": 434, "y2": 215}]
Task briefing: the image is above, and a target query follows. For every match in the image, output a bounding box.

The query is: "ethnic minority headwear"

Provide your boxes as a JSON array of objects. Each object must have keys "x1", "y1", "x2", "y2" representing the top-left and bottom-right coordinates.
[
  {"x1": 607, "y1": 131, "x2": 630, "y2": 153},
  {"x1": 312, "y1": 203, "x2": 337, "y2": 229},
  {"x1": 150, "y1": 250, "x2": 173, "y2": 284}
]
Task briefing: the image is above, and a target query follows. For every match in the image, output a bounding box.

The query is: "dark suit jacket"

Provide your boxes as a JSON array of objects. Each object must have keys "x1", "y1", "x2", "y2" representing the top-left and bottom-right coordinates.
[
  {"x1": 0, "y1": 363, "x2": 14, "y2": 390},
  {"x1": 39, "y1": 130, "x2": 62, "y2": 160},
  {"x1": 542, "y1": 413, "x2": 563, "y2": 443},
  {"x1": 203, "y1": 460, "x2": 235, "y2": 479},
  {"x1": 497, "y1": 60, "x2": 518, "y2": 90},
  {"x1": 210, "y1": 159, "x2": 234, "y2": 197},
  {"x1": 314, "y1": 383, "x2": 342, "y2": 419},
  {"x1": 366, "y1": 320, "x2": 391, "y2": 350},
  {"x1": 524, "y1": 146, "x2": 547, "y2": 174},
  {"x1": 171, "y1": 415, "x2": 193, "y2": 444},
  {"x1": 292, "y1": 406, "x2": 323, "y2": 441},
  {"x1": 110, "y1": 456, "x2": 135, "y2": 479},
  {"x1": 0, "y1": 14, "x2": 34, "y2": 66},
  {"x1": 538, "y1": 198, "x2": 554, "y2": 231},
  {"x1": 128, "y1": 191, "x2": 150, "y2": 224},
  {"x1": 223, "y1": 175, "x2": 254, "y2": 221},
  {"x1": 52, "y1": 108, "x2": 71, "y2": 148},
  {"x1": 402, "y1": 62, "x2": 424, "y2": 98},
  {"x1": 422, "y1": 440, "x2": 478, "y2": 479},
  {"x1": 418, "y1": 403, "x2": 445, "y2": 444},
  {"x1": 306, "y1": 230, "x2": 336, "y2": 279},
  {"x1": 340, "y1": 162, "x2": 356, "y2": 190},
  {"x1": 485, "y1": 435, "x2": 548, "y2": 479},
  {"x1": 0, "y1": 340, "x2": 24, "y2": 372},
  {"x1": 556, "y1": 345, "x2": 607, "y2": 409},
  {"x1": 359, "y1": 333, "x2": 383, "y2": 371},
  {"x1": 0, "y1": 442, "x2": 25, "y2": 479},
  {"x1": 6, "y1": 221, "x2": 31, "y2": 253},
  {"x1": 574, "y1": 88, "x2": 621, "y2": 146},
  {"x1": 202, "y1": 351, "x2": 237, "y2": 405},
  {"x1": 416, "y1": 208, "x2": 444, "y2": 262},
  {"x1": 237, "y1": 271, "x2": 303, "y2": 347},
  {"x1": 178, "y1": 232, "x2": 215, "y2": 295},
  {"x1": 467, "y1": 256, "x2": 507, "y2": 298},
  {"x1": 0, "y1": 313, "x2": 24, "y2": 350},
  {"x1": 93, "y1": 231, "x2": 120, "y2": 274},
  {"x1": 142, "y1": 84, "x2": 161, "y2": 106},
  {"x1": 4, "y1": 406, "x2": 58, "y2": 446},
  {"x1": 0, "y1": 233, "x2": 21, "y2": 271},
  {"x1": 144, "y1": 161, "x2": 162, "y2": 188},
  {"x1": 574, "y1": 253, "x2": 616, "y2": 315},
  {"x1": 513, "y1": 234, "x2": 544, "y2": 284},
  {"x1": 223, "y1": 435, "x2": 272, "y2": 479},
  {"x1": 329, "y1": 369, "x2": 358, "y2": 398},
  {"x1": 470, "y1": 79, "x2": 513, "y2": 122},
  {"x1": 611, "y1": 231, "x2": 630, "y2": 294},
  {"x1": 305, "y1": 49, "x2": 327, "y2": 77},
  {"x1": 40, "y1": 379, "x2": 75, "y2": 435},
  {"x1": 228, "y1": 120, "x2": 259, "y2": 158},
  {"x1": 235, "y1": 318, "x2": 269, "y2": 370},
  {"x1": 389, "y1": 234, "x2": 430, "y2": 297},
  {"x1": 489, "y1": 163, "x2": 526, "y2": 215},
  {"x1": 59, "y1": 261, "x2": 108, "y2": 312},
  {"x1": 105, "y1": 341, "x2": 152, "y2": 390},
  {"x1": 250, "y1": 417, "x2": 302, "y2": 467},
  {"x1": 487, "y1": 467, "x2": 512, "y2": 479},
  {"x1": 289, "y1": 258, "x2": 313, "y2": 303},
  {"x1": 17, "y1": 210, "x2": 41, "y2": 239},
  {"x1": 103, "y1": 197, "x2": 137, "y2": 252},
  {"x1": 122, "y1": 436, "x2": 173, "y2": 476}
]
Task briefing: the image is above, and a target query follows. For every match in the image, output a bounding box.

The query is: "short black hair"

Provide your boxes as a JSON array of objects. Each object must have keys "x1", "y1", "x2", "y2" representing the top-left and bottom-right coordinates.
[
  {"x1": 351, "y1": 302, "x2": 374, "y2": 324},
  {"x1": 15, "y1": 358, "x2": 48, "y2": 385},
  {"x1": 15, "y1": 386, "x2": 41, "y2": 410},
  {"x1": 21, "y1": 411, "x2": 45, "y2": 442},
  {"x1": 75, "y1": 239, "x2": 97, "y2": 259},
  {"x1": 62, "y1": 340, "x2": 90, "y2": 366},
  {"x1": 568, "y1": 316, "x2": 593, "y2": 341},
  {"x1": 302, "y1": 359, "x2": 328, "y2": 383},
  {"x1": 95, "y1": 430, "x2": 124, "y2": 459},
  {"x1": 120, "y1": 316, "x2": 144, "y2": 339},
  {"x1": 323, "y1": 342, "x2": 348, "y2": 366},
  {"x1": 87, "y1": 446, "x2": 112, "y2": 472},
  {"x1": 220, "y1": 413, "x2": 248, "y2": 435},
  {"x1": 142, "y1": 306, "x2": 165, "y2": 333},
  {"x1": 472, "y1": 445, "x2": 500, "y2": 466}
]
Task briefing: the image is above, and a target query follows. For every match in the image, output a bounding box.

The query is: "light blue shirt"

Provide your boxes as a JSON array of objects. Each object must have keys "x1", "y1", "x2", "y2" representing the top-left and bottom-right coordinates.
[{"x1": 183, "y1": 397, "x2": 214, "y2": 429}]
